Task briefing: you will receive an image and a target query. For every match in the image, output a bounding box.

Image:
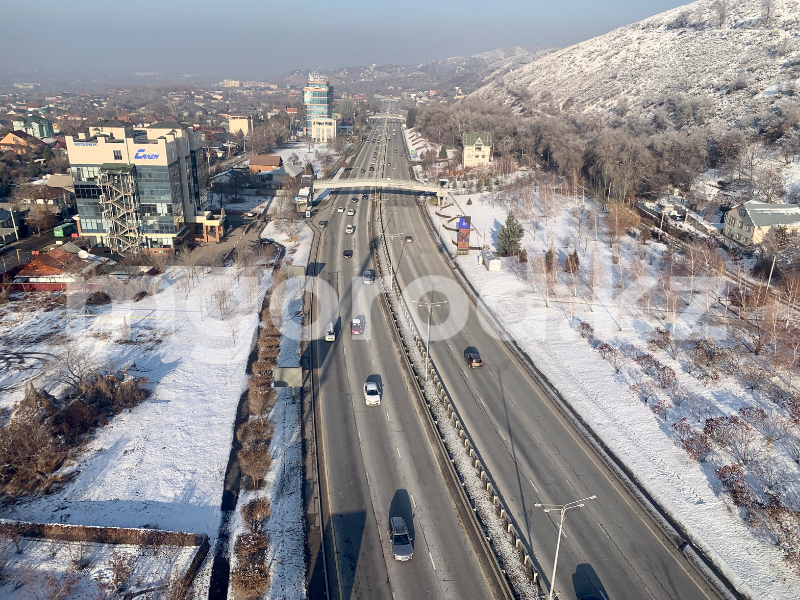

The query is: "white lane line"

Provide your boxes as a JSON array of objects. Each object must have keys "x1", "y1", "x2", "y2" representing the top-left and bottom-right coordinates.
[
  {"x1": 372, "y1": 358, "x2": 375, "y2": 365},
  {"x1": 429, "y1": 552, "x2": 436, "y2": 571},
  {"x1": 385, "y1": 408, "x2": 391, "y2": 423},
  {"x1": 358, "y1": 430, "x2": 362, "y2": 443},
  {"x1": 498, "y1": 429, "x2": 506, "y2": 442},
  {"x1": 529, "y1": 479, "x2": 540, "y2": 495},
  {"x1": 396, "y1": 447, "x2": 401, "y2": 459},
  {"x1": 598, "y1": 522, "x2": 612, "y2": 541},
  {"x1": 410, "y1": 494, "x2": 417, "y2": 509}
]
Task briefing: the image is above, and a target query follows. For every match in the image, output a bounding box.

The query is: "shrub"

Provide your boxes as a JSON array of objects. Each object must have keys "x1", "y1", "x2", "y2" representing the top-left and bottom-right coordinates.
[
  {"x1": 237, "y1": 419, "x2": 275, "y2": 445},
  {"x1": 231, "y1": 562, "x2": 270, "y2": 600},
  {"x1": 238, "y1": 443, "x2": 271, "y2": 489},
  {"x1": 234, "y1": 532, "x2": 269, "y2": 560},
  {"x1": 132, "y1": 291, "x2": 150, "y2": 302},
  {"x1": 86, "y1": 291, "x2": 112, "y2": 306},
  {"x1": 716, "y1": 464, "x2": 756, "y2": 509},
  {"x1": 564, "y1": 250, "x2": 580, "y2": 273},
  {"x1": 241, "y1": 497, "x2": 272, "y2": 532},
  {"x1": 577, "y1": 322, "x2": 594, "y2": 339}
]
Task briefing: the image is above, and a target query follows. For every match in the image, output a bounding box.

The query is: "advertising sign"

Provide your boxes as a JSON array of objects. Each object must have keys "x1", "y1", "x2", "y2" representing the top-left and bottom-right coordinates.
[{"x1": 457, "y1": 216, "x2": 471, "y2": 254}]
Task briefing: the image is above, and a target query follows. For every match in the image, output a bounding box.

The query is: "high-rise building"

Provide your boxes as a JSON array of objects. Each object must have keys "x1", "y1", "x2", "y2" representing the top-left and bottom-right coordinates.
[
  {"x1": 303, "y1": 73, "x2": 332, "y2": 133},
  {"x1": 66, "y1": 120, "x2": 210, "y2": 255}
]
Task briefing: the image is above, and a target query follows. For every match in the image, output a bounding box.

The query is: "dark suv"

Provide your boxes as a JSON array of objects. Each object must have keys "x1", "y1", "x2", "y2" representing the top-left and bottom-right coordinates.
[{"x1": 464, "y1": 347, "x2": 483, "y2": 368}]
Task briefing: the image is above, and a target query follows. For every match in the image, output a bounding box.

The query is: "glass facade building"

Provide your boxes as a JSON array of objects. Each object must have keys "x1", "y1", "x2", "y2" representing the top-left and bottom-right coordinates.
[{"x1": 304, "y1": 73, "x2": 332, "y2": 132}]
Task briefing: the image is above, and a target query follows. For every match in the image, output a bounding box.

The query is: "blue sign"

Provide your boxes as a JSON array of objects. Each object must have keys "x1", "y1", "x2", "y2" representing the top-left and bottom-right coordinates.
[
  {"x1": 134, "y1": 148, "x2": 159, "y2": 160},
  {"x1": 458, "y1": 217, "x2": 471, "y2": 230}
]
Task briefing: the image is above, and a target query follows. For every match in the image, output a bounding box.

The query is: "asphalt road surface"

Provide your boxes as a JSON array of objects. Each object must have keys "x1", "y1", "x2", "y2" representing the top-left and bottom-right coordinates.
[
  {"x1": 311, "y1": 120, "x2": 496, "y2": 600},
  {"x1": 376, "y1": 126, "x2": 721, "y2": 600}
]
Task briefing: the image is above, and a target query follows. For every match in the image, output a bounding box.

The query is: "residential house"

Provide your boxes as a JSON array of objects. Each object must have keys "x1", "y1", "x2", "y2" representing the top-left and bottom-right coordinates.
[
  {"x1": 462, "y1": 133, "x2": 492, "y2": 168},
  {"x1": 249, "y1": 154, "x2": 283, "y2": 174},
  {"x1": 13, "y1": 246, "x2": 102, "y2": 291},
  {"x1": 724, "y1": 200, "x2": 800, "y2": 246},
  {"x1": 12, "y1": 115, "x2": 55, "y2": 139},
  {"x1": 0, "y1": 130, "x2": 47, "y2": 155}
]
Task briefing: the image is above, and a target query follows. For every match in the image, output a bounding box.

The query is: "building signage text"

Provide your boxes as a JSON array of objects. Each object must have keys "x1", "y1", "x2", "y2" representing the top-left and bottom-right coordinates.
[{"x1": 134, "y1": 149, "x2": 160, "y2": 160}]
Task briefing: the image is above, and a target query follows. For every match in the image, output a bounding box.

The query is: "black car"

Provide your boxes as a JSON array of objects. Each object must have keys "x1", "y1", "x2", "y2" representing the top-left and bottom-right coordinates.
[
  {"x1": 369, "y1": 166, "x2": 375, "y2": 171},
  {"x1": 352, "y1": 197, "x2": 358, "y2": 202},
  {"x1": 343, "y1": 250, "x2": 353, "y2": 259},
  {"x1": 361, "y1": 168, "x2": 366, "y2": 173},
  {"x1": 362, "y1": 194, "x2": 368, "y2": 199},
  {"x1": 464, "y1": 347, "x2": 483, "y2": 368}
]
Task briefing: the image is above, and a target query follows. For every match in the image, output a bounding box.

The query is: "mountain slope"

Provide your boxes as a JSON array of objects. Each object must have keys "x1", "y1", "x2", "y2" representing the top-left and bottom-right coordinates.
[{"x1": 474, "y1": 0, "x2": 800, "y2": 124}]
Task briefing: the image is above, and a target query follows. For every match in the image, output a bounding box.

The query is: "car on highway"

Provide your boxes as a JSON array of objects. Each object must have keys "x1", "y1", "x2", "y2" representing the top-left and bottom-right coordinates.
[
  {"x1": 394, "y1": 149, "x2": 397, "y2": 152},
  {"x1": 405, "y1": 235, "x2": 413, "y2": 243},
  {"x1": 325, "y1": 322, "x2": 336, "y2": 342},
  {"x1": 464, "y1": 347, "x2": 483, "y2": 368},
  {"x1": 387, "y1": 162, "x2": 390, "y2": 166},
  {"x1": 345, "y1": 225, "x2": 355, "y2": 234},
  {"x1": 352, "y1": 197, "x2": 358, "y2": 203},
  {"x1": 363, "y1": 380, "x2": 381, "y2": 406},
  {"x1": 361, "y1": 168, "x2": 366, "y2": 173},
  {"x1": 362, "y1": 194, "x2": 368, "y2": 199},
  {"x1": 390, "y1": 517, "x2": 413, "y2": 561},
  {"x1": 351, "y1": 318, "x2": 363, "y2": 335},
  {"x1": 369, "y1": 166, "x2": 375, "y2": 171},
  {"x1": 347, "y1": 209, "x2": 355, "y2": 216},
  {"x1": 387, "y1": 176, "x2": 391, "y2": 181},
  {"x1": 337, "y1": 206, "x2": 344, "y2": 213},
  {"x1": 363, "y1": 269, "x2": 375, "y2": 284},
  {"x1": 343, "y1": 249, "x2": 353, "y2": 259}
]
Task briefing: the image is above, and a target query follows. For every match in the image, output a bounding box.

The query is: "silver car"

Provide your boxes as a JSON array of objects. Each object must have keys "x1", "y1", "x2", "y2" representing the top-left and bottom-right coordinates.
[{"x1": 390, "y1": 517, "x2": 413, "y2": 561}]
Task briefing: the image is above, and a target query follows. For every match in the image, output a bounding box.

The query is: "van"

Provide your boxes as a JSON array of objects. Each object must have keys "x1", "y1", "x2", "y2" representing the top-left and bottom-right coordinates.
[{"x1": 325, "y1": 323, "x2": 336, "y2": 342}]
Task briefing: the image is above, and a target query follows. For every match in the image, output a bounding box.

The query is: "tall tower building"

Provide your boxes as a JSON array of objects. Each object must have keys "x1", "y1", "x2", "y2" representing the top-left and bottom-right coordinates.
[{"x1": 303, "y1": 73, "x2": 332, "y2": 133}]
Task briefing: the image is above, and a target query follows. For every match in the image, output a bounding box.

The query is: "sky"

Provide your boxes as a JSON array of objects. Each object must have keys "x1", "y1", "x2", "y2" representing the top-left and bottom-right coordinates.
[{"x1": 0, "y1": 0, "x2": 692, "y2": 82}]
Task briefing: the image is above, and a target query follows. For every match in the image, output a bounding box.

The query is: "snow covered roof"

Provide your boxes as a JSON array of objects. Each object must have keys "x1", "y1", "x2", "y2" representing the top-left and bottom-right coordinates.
[{"x1": 733, "y1": 201, "x2": 800, "y2": 228}]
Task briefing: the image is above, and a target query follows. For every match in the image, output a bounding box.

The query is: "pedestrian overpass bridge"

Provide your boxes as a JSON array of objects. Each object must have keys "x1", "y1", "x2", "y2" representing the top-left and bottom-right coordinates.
[{"x1": 314, "y1": 178, "x2": 446, "y2": 197}]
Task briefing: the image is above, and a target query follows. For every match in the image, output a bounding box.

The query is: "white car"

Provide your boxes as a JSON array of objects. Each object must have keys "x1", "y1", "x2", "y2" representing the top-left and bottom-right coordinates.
[
  {"x1": 337, "y1": 206, "x2": 345, "y2": 213},
  {"x1": 345, "y1": 225, "x2": 355, "y2": 234},
  {"x1": 347, "y1": 208, "x2": 355, "y2": 216},
  {"x1": 364, "y1": 381, "x2": 381, "y2": 406}
]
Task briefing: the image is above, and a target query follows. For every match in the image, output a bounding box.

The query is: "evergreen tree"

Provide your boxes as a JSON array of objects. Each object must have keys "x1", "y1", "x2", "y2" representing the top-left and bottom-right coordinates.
[
  {"x1": 565, "y1": 250, "x2": 580, "y2": 273},
  {"x1": 406, "y1": 108, "x2": 417, "y2": 129},
  {"x1": 476, "y1": 179, "x2": 483, "y2": 192},
  {"x1": 439, "y1": 145, "x2": 448, "y2": 159},
  {"x1": 545, "y1": 248, "x2": 556, "y2": 273},
  {"x1": 42, "y1": 145, "x2": 53, "y2": 161},
  {"x1": 466, "y1": 198, "x2": 472, "y2": 205},
  {"x1": 640, "y1": 226, "x2": 652, "y2": 244},
  {"x1": 486, "y1": 178, "x2": 493, "y2": 192},
  {"x1": 497, "y1": 212, "x2": 525, "y2": 256},
  {"x1": 27, "y1": 160, "x2": 39, "y2": 178}
]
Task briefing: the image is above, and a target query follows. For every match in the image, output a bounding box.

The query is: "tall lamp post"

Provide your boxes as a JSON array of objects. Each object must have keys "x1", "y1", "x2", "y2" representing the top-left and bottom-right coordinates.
[
  {"x1": 535, "y1": 495, "x2": 597, "y2": 600},
  {"x1": 412, "y1": 286, "x2": 448, "y2": 382}
]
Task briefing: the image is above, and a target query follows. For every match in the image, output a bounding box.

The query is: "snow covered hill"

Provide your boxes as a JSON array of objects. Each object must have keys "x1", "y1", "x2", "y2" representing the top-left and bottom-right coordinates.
[{"x1": 474, "y1": 0, "x2": 800, "y2": 124}]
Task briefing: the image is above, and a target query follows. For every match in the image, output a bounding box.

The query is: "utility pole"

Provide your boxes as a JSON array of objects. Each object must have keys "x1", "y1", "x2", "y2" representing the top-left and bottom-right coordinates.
[{"x1": 535, "y1": 495, "x2": 597, "y2": 600}]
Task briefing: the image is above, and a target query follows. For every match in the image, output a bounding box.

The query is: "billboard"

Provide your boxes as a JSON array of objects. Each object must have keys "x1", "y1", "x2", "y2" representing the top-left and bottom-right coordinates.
[{"x1": 457, "y1": 216, "x2": 471, "y2": 254}]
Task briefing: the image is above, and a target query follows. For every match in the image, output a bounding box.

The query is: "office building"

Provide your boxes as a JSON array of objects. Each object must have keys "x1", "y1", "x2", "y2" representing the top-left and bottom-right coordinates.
[
  {"x1": 303, "y1": 73, "x2": 332, "y2": 132},
  {"x1": 65, "y1": 120, "x2": 210, "y2": 255},
  {"x1": 311, "y1": 118, "x2": 337, "y2": 143}
]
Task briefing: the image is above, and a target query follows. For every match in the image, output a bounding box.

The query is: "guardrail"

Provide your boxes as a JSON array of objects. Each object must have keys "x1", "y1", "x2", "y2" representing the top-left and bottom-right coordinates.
[{"x1": 374, "y1": 191, "x2": 537, "y2": 599}]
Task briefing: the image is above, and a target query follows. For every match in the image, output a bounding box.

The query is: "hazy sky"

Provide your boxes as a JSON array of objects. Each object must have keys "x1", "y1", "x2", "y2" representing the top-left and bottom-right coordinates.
[{"x1": 0, "y1": 0, "x2": 691, "y2": 81}]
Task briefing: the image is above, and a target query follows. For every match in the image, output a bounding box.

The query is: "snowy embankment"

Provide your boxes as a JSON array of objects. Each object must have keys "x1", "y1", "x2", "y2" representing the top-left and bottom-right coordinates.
[
  {"x1": 428, "y1": 191, "x2": 800, "y2": 599},
  {"x1": 2, "y1": 266, "x2": 270, "y2": 544}
]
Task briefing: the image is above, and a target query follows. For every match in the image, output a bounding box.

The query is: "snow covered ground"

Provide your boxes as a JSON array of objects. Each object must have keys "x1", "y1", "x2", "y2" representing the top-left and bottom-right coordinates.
[
  {"x1": 0, "y1": 537, "x2": 198, "y2": 599},
  {"x1": 1, "y1": 265, "x2": 271, "y2": 543},
  {"x1": 428, "y1": 190, "x2": 800, "y2": 599}
]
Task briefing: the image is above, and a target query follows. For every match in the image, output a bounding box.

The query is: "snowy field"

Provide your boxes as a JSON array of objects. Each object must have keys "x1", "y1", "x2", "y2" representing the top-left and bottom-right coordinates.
[
  {"x1": 0, "y1": 536, "x2": 198, "y2": 599},
  {"x1": 0, "y1": 265, "x2": 271, "y2": 542},
  {"x1": 429, "y1": 190, "x2": 800, "y2": 599}
]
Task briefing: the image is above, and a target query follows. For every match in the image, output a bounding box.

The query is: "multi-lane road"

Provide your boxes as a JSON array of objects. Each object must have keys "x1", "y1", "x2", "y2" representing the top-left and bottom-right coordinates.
[
  {"x1": 310, "y1": 122, "x2": 497, "y2": 600},
  {"x1": 312, "y1": 118, "x2": 722, "y2": 600}
]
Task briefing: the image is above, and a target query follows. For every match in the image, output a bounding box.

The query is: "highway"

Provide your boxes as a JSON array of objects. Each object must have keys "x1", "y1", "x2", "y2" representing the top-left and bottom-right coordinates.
[
  {"x1": 310, "y1": 120, "x2": 496, "y2": 600},
  {"x1": 375, "y1": 122, "x2": 722, "y2": 600}
]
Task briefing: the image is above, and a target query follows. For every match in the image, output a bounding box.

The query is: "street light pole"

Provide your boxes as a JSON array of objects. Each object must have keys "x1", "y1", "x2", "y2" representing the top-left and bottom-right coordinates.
[
  {"x1": 535, "y1": 495, "x2": 597, "y2": 600},
  {"x1": 412, "y1": 286, "x2": 448, "y2": 382}
]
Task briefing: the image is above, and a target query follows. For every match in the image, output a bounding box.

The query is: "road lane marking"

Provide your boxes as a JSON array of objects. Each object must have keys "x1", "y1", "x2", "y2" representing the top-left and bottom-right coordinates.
[
  {"x1": 598, "y1": 522, "x2": 611, "y2": 540},
  {"x1": 529, "y1": 479, "x2": 540, "y2": 495},
  {"x1": 429, "y1": 552, "x2": 436, "y2": 571},
  {"x1": 411, "y1": 494, "x2": 417, "y2": 508},
  {"x1": 498, "y1": 429, "x2": 506, "y2": 442},
  {"x1": 396, "y1": 447, "x2": 401, "y2": 459},
  {"x1": 385, "y1": 408, "x2": 391, "y2": 423}
]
